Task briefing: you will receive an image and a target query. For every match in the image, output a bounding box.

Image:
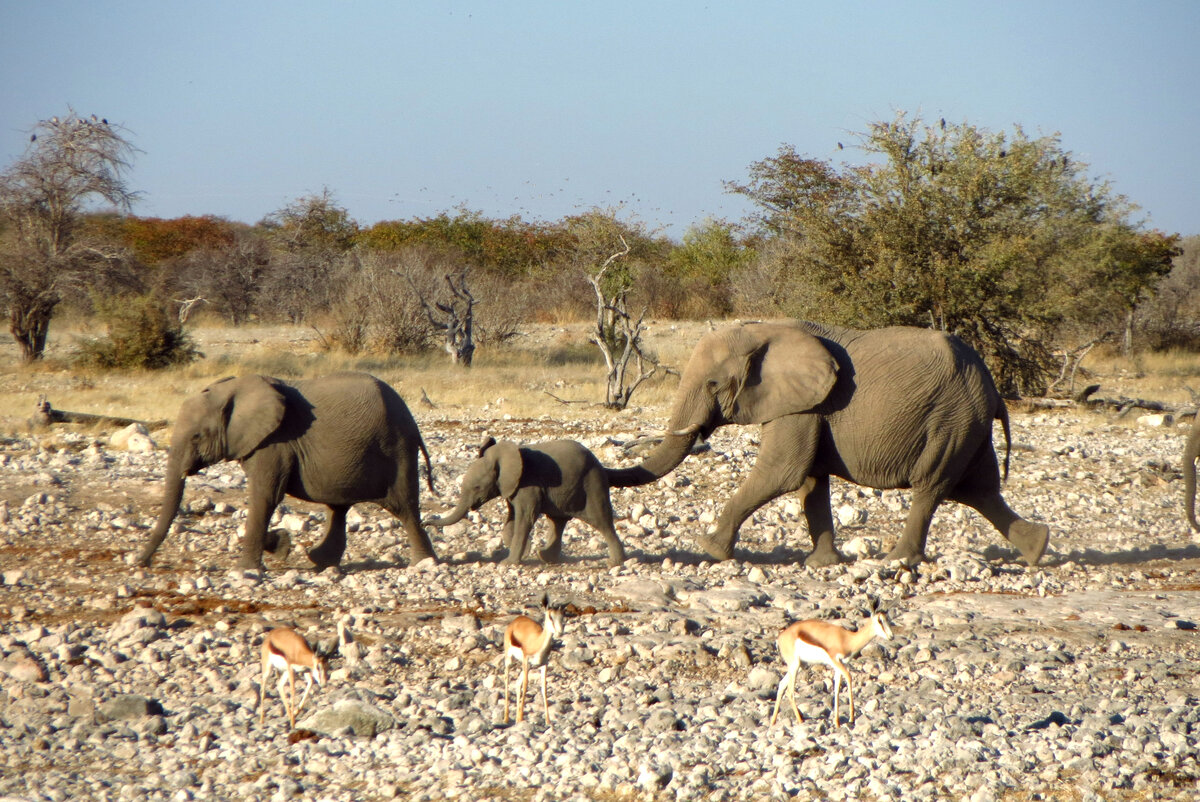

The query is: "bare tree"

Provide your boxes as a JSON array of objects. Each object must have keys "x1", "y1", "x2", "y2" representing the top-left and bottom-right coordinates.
[
  {"x1": 165, "y1": 231, "x2": 269, "y2": 325},
  {"x1": 328, "y1": 249, "x2": 437, "y2": 355},
  {"x1": 587, "y1": 236, "x2": 659, "y2": 409},
  {"x1": 415, "y1": 268, "x2": 476, "y2": 366},
  {"x1": 259, "y1": 190, "x2": 358, "y2": 323},
  {"x1": 0, "y1": 110, "x2": 139, "y2": 360}
]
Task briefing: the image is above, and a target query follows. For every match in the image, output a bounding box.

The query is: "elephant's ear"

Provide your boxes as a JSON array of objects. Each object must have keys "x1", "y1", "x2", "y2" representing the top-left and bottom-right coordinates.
[
  {"x1": 225, "y1": 375, "x2": 286, "y2": 460},
  {"x1": 494, "y1": 440, "x2": 524, "y2": 499},
  {"x1": 477, "y1": 435, "x2": 497, "y2": 458},
  {"x1": 729, "y1": 325, "x2": 838, "y2": 425}
]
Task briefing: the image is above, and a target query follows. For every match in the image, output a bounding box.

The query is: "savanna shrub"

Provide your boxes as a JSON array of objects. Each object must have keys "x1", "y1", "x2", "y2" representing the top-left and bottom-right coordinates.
[{"x1": 76, "y1": 295, "x2": 202, "y2": 369}]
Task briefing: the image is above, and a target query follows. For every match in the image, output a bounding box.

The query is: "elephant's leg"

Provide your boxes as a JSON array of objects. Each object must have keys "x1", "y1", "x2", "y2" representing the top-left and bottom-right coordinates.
[
  {"x1": 700, "y1": 417, "x2": 819, "y2": 562},
  {"x1": 802, "y1": 475, "x2": 844, "y2": 568},
  {"x1": 537, "y1": 518, "x2": 566, "y2": 564},
  {"x1": 883, "y1": 488, "x2": 944, "y2": 566},
  {"x1": 306, "y1": 505, "x2": 349, "y2": 571},
  {"x1": 385, "y1": 457, "x2": 438, "y2": 564},
  {"x1": 240, "y1": 479, "x2": 284, "y2": 571},
  {"x1": 501, "y1": 501, "x2": 516, "y2": 548},
  {"x1": 596, "y1": 517, "x2": 627, "y2": 568},
  {"x1": 577, "y1": 498, "x2": 627, "y2": 567},
  {"x1": 501, "y1": 506, "x2": 539, "y2": 566},
  {"x1": 950, "y1": 489, "x2": 1049, "y2": 566},
  {"x1": 948, "y1": 446, "x2": 1049, "y2": 566}
]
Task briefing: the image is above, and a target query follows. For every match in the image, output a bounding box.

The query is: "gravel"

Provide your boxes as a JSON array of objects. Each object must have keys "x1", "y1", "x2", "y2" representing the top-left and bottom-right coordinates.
[{"x1": 0, "y1": 406, "x2": 1198, "y2": 800}]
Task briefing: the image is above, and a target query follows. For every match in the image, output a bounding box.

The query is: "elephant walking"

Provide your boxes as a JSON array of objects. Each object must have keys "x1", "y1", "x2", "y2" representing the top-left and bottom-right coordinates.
[
  {"x1": 1185, "y1": 423, "x2": 1200, "y2": 531},
  {"x1": 426, "y1": 437, "x2": 627, "y2": 567},
  {"x1": 135, "y1": 372, "x2": 437, "y2": 571},
  {"x1": 608, "y1": 321, "x2": 1049, "y2": 567}
]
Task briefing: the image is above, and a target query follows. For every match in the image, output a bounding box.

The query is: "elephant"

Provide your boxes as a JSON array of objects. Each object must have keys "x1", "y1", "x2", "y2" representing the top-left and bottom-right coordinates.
[
  {"x1": 135, "y1": 372, "x2": 437, "y2": 571},
  {"x1": 426, "y1": 437, "x2": 627, "y2": 567},
  {"x1": 1186, "y1": 422, "x2": 1200, "y2": 531},
  {"x1": 607, "y1": 321, "x2": 1050, "y2": 568}
]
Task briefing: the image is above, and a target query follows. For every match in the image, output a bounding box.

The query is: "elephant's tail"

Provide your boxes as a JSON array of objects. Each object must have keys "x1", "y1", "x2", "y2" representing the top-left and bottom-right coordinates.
[
  {"x1": 996, "y1": 402, "x2": 1012, "y2": 482},
  {"x1": 418, "y1": 435, "x2": 436, "y2": 496}
]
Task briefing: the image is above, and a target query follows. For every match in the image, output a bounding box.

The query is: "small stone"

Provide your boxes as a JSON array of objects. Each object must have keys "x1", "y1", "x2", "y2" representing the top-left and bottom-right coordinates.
[{"x1": 3, "y1": 654, "x2": 48, "y2": 682}]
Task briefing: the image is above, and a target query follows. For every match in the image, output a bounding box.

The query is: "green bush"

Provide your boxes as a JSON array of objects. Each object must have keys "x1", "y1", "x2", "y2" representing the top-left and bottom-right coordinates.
[{"x1": 76, "y1": 295, "x2": 202, "y2": 370}]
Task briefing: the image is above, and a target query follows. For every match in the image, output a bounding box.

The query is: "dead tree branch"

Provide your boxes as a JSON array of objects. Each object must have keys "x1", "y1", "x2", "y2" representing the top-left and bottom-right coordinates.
[
  {"x1": 585, "y1": 236, "x2": 663, "y2": 409},
  {"x1": 173, "y1": 296, "x2": 206, "y2": 325},
  {"x1": 410, "y1": 268, "x2": 476, "y2": 366}
]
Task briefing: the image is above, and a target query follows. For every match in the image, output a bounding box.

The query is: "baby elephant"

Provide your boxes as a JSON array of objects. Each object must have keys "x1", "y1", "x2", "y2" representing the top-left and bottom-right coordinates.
[{"x1": 427, "y1": 437, "x2": 627, "y2": 567}]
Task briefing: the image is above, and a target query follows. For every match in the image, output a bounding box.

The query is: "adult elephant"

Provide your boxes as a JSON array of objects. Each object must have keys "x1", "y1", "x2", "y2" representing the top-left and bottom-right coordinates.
[
  {"x1": 1185, "y1": 422, "x2": 1200, "y2": 531},
  {"x1": 608, "y1": 321, "x2": 1049, "y2": 567},
  {"x1": 135, "y1": 372, "x2": 437, "y2": 571}
]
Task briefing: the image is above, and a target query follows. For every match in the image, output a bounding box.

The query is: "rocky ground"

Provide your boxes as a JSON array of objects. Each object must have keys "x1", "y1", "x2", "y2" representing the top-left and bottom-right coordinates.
[{"x1": 1, "y1": 398, "x2": 1199, "y2": 801}]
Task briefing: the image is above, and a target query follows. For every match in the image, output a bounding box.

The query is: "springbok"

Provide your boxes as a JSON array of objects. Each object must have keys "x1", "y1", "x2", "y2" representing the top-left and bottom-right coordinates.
[
  {"x1": 771, "y1": 598, "x2": 892, "y2": 726},
  {"x1": 503, "y1": 594, "x2": 566, "y2": 725},
  {"x1": 257, "y1": 626, "x2": 329, "y2": 727}
]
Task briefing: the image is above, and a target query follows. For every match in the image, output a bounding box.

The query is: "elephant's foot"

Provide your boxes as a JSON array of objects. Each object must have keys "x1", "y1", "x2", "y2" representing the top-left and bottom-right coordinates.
[
  {"x1": 408, "y1": 543, "x2": 438, "y2": 566},
  {"x1": 697, "y1": 531, "x2": 734, "y2": 561},
  {"x1": 306, "y1": 543, "x2": 344, "y2": 572},
  {"x1": 883, "y1": 540, "x2": 925, "y2": 568},
  {"x1": 537, "y1": 540, "x2": 563, "y2": 565},
  {"x1": 604, "y1": 542, "x2": 627, "y2": 568},
  {"x1": 264, "y1": 530, "x2": 292, "y2": 561},
  {"x1": 803, "y1": 531, "x2": 846, "y2": 568},
  {"x1": 1008, "y1": 520, "x2": 1049, "y2": 566},
  {"x1": 237, "y1": 554, "x2": 266, "y2": 571},
  {"x1": 804, "y1": 544, "x2": 846, "y2": 568}
]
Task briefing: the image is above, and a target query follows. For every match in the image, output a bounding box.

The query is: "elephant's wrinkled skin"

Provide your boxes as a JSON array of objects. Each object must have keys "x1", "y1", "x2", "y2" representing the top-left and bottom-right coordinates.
[
  {"x1": 608, "y1": 321, "x2": 1049, "y2": 567},
  {"x1": 136, "y1": 372, "x2": 436, "y2": 571},
  {"x1": 1185, "y1": 423, "x2": 1200, "y2": 532},
  {"x1": 426, "y1": 437, "x2": 627, "y2": 567}
]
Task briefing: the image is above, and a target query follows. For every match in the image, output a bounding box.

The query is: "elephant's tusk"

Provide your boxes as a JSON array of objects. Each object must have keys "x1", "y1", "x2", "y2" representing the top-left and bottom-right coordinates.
[{"x1": 670, "y1": 423, "x2": 704, "y2": 437}]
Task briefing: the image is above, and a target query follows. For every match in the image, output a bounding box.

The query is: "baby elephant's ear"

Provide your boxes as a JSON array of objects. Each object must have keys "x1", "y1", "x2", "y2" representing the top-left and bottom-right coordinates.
[
  {"x1": 494, "y1": 440, "x2": 523, "y2": 499},
  {"x1": 477, "y1": 435, "x2": 497, "y2": 458}
]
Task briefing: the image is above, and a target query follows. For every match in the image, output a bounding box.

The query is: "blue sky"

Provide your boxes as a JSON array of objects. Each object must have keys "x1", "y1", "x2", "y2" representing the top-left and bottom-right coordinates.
[{"x1": 2, "y1": 1, "x2": 1197, "y2": 238}]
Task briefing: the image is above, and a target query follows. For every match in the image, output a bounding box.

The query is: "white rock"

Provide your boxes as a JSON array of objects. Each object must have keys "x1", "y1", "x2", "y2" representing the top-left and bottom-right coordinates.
[
  {"x1": 1136, "y1": 413, "x2": 1173, "y2": 427},
  {"x1": 109, "y1": 423, "x2": 156, "y2": 452},
  {"x1": 279, "y1": 514, "x2": 307, "y2": 533},
  {"x1": 837, "y1": 504, "x2": 866, "y2": 527}
]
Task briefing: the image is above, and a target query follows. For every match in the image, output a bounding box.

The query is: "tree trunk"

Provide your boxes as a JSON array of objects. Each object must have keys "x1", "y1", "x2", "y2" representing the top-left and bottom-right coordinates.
[
  {"x1": 1122, "y1": 308, "x2": 1134, "y2": 357},
  {"x1": 10, "y1": 298, "x2": 56, "y2": 362}
]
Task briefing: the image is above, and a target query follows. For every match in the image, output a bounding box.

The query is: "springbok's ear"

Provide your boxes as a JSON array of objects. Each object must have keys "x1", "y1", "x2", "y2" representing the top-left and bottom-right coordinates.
[
  {"x1": 315, "y1": 638, "x2": 338, "y2": 659},
  {"x1": 540, "y1": 592, "x2": 550, "y2": 610}
]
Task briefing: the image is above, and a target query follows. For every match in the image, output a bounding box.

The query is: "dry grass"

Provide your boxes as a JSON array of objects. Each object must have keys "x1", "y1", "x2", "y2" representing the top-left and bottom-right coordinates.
[
  {"x1": 0, "y1": 320, "x2": 699, "y2": 434},
  {"x1": 3, "y1": 319, "x2": 1195, "y2": 436},
  {"x1": 1076, "y1": 346, "x2": 1200, "y2": 406}
]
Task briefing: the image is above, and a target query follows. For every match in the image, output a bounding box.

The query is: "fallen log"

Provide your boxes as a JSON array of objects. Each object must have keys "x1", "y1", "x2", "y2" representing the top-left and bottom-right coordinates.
[
  {"x1": 1014, "y1": 387, "x2": 1195, "y2": 421},
  {"x1": 29, "y1": 395, "x2": 168, "y2": 431}
]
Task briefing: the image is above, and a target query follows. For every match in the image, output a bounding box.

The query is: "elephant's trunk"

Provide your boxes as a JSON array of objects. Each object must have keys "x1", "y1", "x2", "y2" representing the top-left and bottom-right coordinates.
[
  {"x1": 425, "y1": 499, "x2": 471, "y2": 529},
  {"x1": 1186, "y1": 427, "x2": 1200, "y2": 532},
  {"x1": 136, "y1": 457, "x2": 186, "y2": 567},
  {"x1": 606, "y1": 427, "x2": 703, "y2": 488}
]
